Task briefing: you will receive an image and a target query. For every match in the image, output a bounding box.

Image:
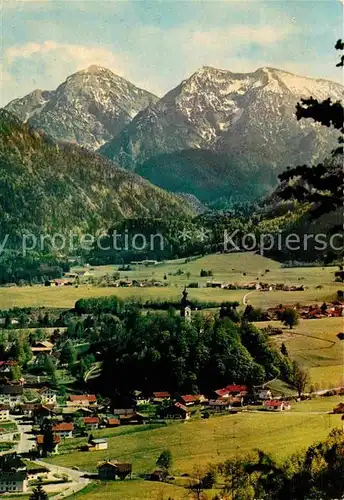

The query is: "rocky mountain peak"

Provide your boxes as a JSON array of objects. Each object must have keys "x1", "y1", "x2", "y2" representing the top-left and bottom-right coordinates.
[
  {"x1": 99, "y1": 64, "x2": 343, "y2": 202},
  {"x1": 5, "y1": 67, "x2": 158, "y2": 150}
]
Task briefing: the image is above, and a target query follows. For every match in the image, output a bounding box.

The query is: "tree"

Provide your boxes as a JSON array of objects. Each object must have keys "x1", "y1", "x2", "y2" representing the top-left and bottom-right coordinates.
[
  {"x1": 280, "y1": 308, "x2": 299, "y2": 329},
  {"x1": 41, "y1": 421, "x2": 55, "y2": 457},
  {"x1": 9, "y1": 364, "x2": 22, "y2": 381},
  {"x1": 278, "y1": 40, "x2": 343, "y2": 220},
  {"x1": 42, "y1": 355, "x2": 58, "y2": 384},
  {"x1": 30, "y1": 480, "x2": 48, "y2": 500},
  {"x1": 156, "y1": 449, "x2": 173, "y2": 475},
  {"x1": 292, "y1": 362, "x2": 310, "y2": 397},
  {"x1": 59, "y1": 340, "x2": 77, "y2": 366},
  {"x1": 280, "y1": 343, "x2": 288, "y2": 357}
]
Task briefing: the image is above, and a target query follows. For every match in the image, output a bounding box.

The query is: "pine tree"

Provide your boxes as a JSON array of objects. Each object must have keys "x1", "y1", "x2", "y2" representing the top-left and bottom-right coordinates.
[
  {"x1": 278, "y1": 40, "x2": 343, "y2": 220},
  {"x1": 60, "y1": 340, "x2": 77, "y2": 366},
  {"x1": 30, "y1": 481, "x2": 48, "y2": 500}
]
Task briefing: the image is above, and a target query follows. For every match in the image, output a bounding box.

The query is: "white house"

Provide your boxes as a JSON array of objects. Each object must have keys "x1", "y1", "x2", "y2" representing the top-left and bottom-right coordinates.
[
  {"x1": 39, "y1": 386, "x2": 57, "y2": 405},
  {"x1": 0, "y1": 385, "x2": 23, "y2": 408},
  {"x1": 0, "y1": 455, "x2": 28, "y2": 493},
  {"x1": 0, "y1": 404, "x2": 10, "y2": 421},
  {"x1": 0, "y1": 471, "x2": 27, "y2": 493},
  {"x1": 264, "y1": 400, "x2": 291, "y2": 412},
  {"x1": 52, "y1": 422, "x2": 73, "y2": 439},
  {"x1": 88, "y1": 438, "x2": 108, "y2": 452},
  {"x1": 257, "y1": 389, "x2": 272, "y2": 400}
]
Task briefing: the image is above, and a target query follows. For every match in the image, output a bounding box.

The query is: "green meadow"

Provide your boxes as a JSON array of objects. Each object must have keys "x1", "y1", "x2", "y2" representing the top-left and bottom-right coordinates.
[{"x1": 0, "y1": 252, "x2": 339, "y2": 310}]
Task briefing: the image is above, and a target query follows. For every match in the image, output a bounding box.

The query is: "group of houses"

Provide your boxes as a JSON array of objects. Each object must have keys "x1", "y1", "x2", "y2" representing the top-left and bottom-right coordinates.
[
  {"x1": 205, "y1": 280, "x2": 306, "y2": 292},
  {"x1": 0, "y1": 451, "x2": 132, "y2": 494},
  {"x1": 265, "y1": 301, "x2": 344, "y2": 321},
  {"x1": 111, "y1": 279, "x2": 165, "y2": 288}
]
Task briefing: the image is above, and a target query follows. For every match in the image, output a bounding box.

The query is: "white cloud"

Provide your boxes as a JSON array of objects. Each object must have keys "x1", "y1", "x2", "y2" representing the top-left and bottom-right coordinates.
[{"x1": 193, "y1": 25, "x2": 292, "y2": 48}]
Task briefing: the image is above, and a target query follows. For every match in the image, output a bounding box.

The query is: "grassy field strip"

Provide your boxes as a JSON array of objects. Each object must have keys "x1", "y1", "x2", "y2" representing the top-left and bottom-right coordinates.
[
  {"x1": 68, "y1": 480, "x2": 192, "y2": 500},
  {"x1": 46, "y1": 412, "x2": 343, "y2": 476}
]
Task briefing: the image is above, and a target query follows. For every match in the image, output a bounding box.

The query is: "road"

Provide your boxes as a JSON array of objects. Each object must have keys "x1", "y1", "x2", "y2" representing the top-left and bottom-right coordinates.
[
  {"x1": 12, "y1": 415, "x2": 90, "y2": 499},
  {"x1": 12, "y1": 414, "x2": 36, "y2": 454},
  {"x1": 243, "y1": 290, "x2": 255, "y2": 305}
]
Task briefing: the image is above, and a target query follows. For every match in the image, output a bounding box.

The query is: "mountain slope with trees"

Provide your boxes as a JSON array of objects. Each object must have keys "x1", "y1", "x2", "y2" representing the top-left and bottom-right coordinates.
[{"x1": 0, "y1": 109, "x2": 193, "y2": 242}]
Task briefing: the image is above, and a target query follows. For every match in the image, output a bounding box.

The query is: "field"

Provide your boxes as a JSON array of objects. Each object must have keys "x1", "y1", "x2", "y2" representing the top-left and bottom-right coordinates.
[
  {"x1": 260, "y1": 317, "x2": 344, "y2": 389},
  {"x1": 68, "y1": 480, "x2": 191, "y2": 500},
  {"x1": 46, "y1": 411, "x2": 342, "y2": 475},
  {"x1": 0, "y1": 252, "x2": 339, "y2": 310}
]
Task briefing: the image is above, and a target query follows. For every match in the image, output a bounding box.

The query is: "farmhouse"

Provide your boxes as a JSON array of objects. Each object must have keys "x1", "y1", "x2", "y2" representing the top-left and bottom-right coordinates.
[
  {"x1": 36, "y1": 434, "x2": 60, "y2": 456},
  {"x1": 333, "y1": 403, "x2": 344, "y2": 414},
  {"x1": 208, "y1": 399, "x2": 232, "y2": 412},
  {"x1": 38, "y1": 386, "x2": 57, "y2": 405},
  {"x1": 0, "y1": 454, "x2": 28, "y2": 493},
  {"x1": 0, "y1": 361, "x2": 15, "y2": 374},
  {"x1": 160, "y1": 402, "x2": 191, "y2": 420},
  {"x1": 133, "y1": 390, "x2": 150, "y2": 406},
  {"x1": 179, "y1": 394, "x2": 199, "y2": 406},
  {"x1": 31, "y1": 341, "x2": 54, "y2": 355},
  {"x1": 0, "y1": 404, "x2": 10, "y2": 421},
  {"x1": 112, "y1": 408, "x2": 135, "y2": 416},
  {"x1": 257, "y1": 389, "x2": 272, "y2": 401},
  {"x1": 206, "y1": 281, "x2": 224, "y2": 288},
  {"x1": 88, "y1": 438, "x2": 108, "y2": 451},
  {"x1": 20, "y1": 403, "x2": 37, "y2": 418},
  {"x1": 215, "y1": 384, "x2": 248, "y2": 399},
  {"x1": 119, "y1": 412, "x2": 146, "y2": 425},
  {"x1": 150, "y1": 470, "x2": 165, "y2": 482},
  {"x1": 68, "y1": 394, "x2": 97, "y2": 407},
  {"x1": 84, "y1": 417, "x2": 99, "y2": 429},
  {"x1": 52, "y1": 422, "x2": 74, "y2": 439},
  {"x1": 0, "y1": 384, "x2": 23, "y2": 407},
  {"x1": 264, "y1": 400, "x2": 291, "y2": 412},
  {"x1": 152, "y1": 391, "x2": 171, "y2": 403},
  {"x1": 98, "y1": 460, "x2": 132, "y2": 480},
  {"x1": 106, "y1": 417, "x2": 120, "y2": 427},
  {"x1": 0, "y1": 471, "x2": 27, "y2": 493},
  {"x1": 33, "y1": 405, "x2": 57, "y2": 425}
]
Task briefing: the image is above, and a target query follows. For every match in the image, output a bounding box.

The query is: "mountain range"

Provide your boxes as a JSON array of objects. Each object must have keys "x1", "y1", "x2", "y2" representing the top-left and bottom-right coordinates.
[
  {"x1": 5, "y1": 65, "x2": 343, "y2": 205},
  {"x1": 99, "y1": 66, "x2": 343, "y2": 203}
]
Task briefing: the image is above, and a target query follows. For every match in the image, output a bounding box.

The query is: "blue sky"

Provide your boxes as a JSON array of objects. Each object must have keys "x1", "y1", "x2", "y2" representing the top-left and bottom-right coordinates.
[{"x1": 1, "y1": 0, "x2": 343, "y2": 105}]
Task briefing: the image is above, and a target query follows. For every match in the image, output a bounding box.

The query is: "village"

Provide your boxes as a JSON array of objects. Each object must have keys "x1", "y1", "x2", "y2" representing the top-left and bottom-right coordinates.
[
  {"x1": 0, "y1": 256, "x2": 343, "y2": 498},
  {"x1": 1, "y1": 365, "x2": 344, "y2": 496}
]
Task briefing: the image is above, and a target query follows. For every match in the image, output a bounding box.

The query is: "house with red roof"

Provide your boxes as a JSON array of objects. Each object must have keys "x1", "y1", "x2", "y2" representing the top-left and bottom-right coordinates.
[
  {"x1": 215, "y1": 384, "x2": 248, "y2": 399},
  {"x1": 68, "y1": 394, "x2": 97, "y2": 407},
  {"x1": 152, "y1": 392, "x2": 171, "y2": 403},
  {"x1": 52, "y1": 422, "x2": 74, "y2": 439},
  {"x1": 36, "y1": 434, "x2": 60, "y2": 456},
  {"x1": 264, "y1": 400, "x2": 291, "y2": 412},
  {"x1": 178, "y1": 394, "x2": 207, "y2": 406},
  {"x1": 106, "y1": 417, "x2": 120, "y2": 428},
  {"x1": 208, "y1": 399, "x2": 232, "y2": 412},
  {"x1": 83, "y1": 417, "x2": 99, "y2": 429}
]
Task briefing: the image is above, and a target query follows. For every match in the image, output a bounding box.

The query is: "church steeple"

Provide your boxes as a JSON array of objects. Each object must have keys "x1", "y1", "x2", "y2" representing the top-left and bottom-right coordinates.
[{"x1": 180, "y1": 287, "x2": 191, "y2": 322}]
